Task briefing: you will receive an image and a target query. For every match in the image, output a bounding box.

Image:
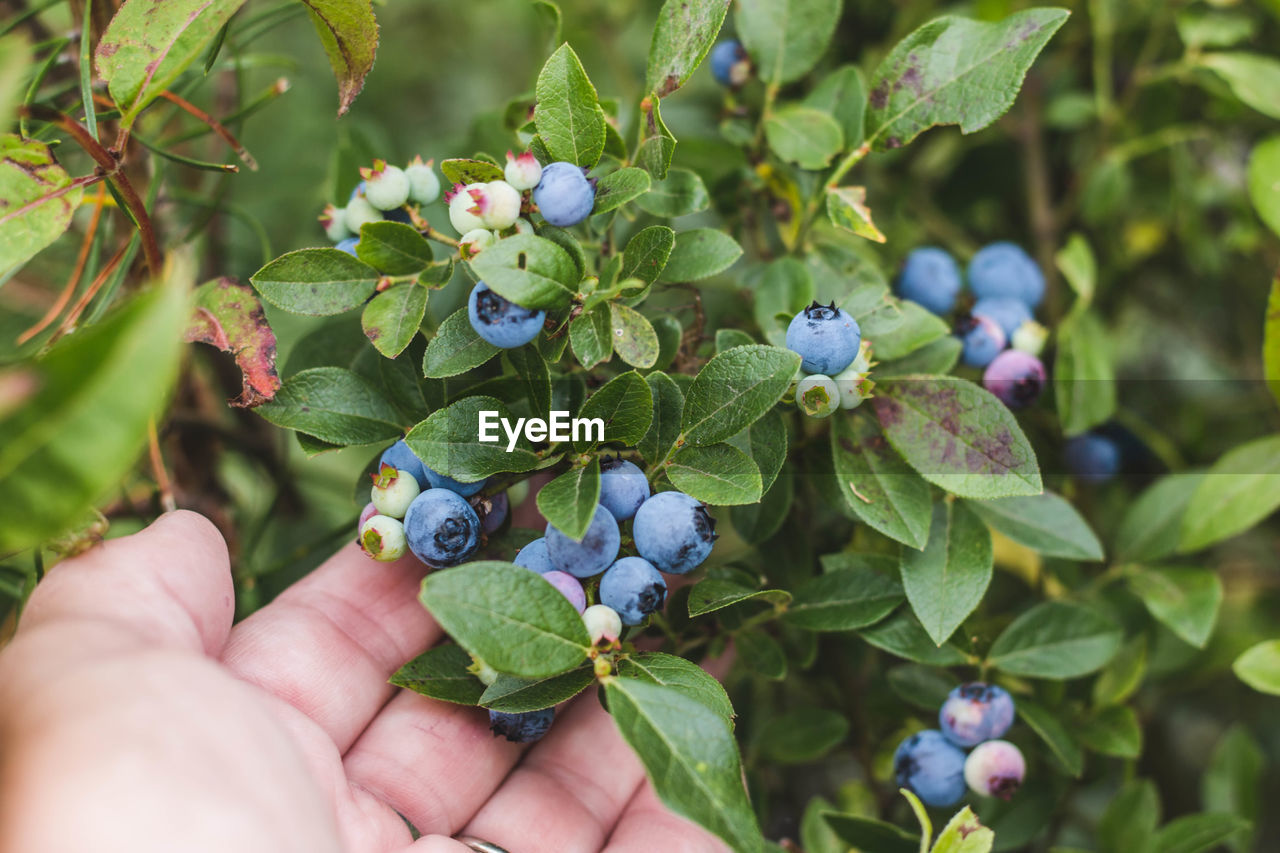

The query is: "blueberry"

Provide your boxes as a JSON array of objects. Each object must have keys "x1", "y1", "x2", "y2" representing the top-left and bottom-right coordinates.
[
  {"x1": 833, "y1": 364, "x2": 875, "y2": 410},
  {"x1": 982, "y1": 350, "x2": 1046, "y2": 409},
  {"x1": 633, "y1": 491, "x2": 717, "y2": 575},
  {"x1": 358, "y1": 515, "x2": 407, "y2": 562},
  {"x1": 897, "y1": 247, "x2": 962, "y2": 316},
  {"x1": 480, "y1": 180, "x2": 522, "y2": 230},
  {"x1": 598, "y1": 457, "x2": 650, "y2": 521},
  {"x1": 459, "y1": 228, "x2": 497, "y2": 259},
  {"x1": 972, "y1": 296, "x2": 1032, "y2": 338},
  {"x1": 336, "y1": 236, "x2": 360, "y2": 257},
  {"x1": 514, "y1": 537, "x2": 556, "y2": 574},
  {"x1": 964, "y1": 740, "x2": 1026, "y2": 800},
  {"x1": 370, "y1": 464, "x2": 422, "y2": 518},
  {"x1": 969, "y1": 242, "x2": 1045, "y2": 308},
  {"x1": 939, "y1": 683, "x2": 1016, "y2": 747},
  {"x1": 709, "y1": 40, "x2": 750, "y2": 87},
  {"x1": 321, "y1": 204, "x2": 351, "y2": 242},
  {"x1": 359, "y1": 501, "x2": 378, "y2": 529},
  {"x1": 344, "y1": 195, "x2": 381, "y2": 234},
  {"x1": 894, "y1": 730, "x2": 967, "y2": 808},
  {"x1": 957, "y1": 315, "x2": 1006, "y2": 368},
  {"x1": 405, "y1": 155, "x2": 441, "y2": 205},
  {"x1": 796, "y1": 373, "x2": 840, "y2": 418},
  {"x1": 1064, "y1": 433, "x2": 1120, "y2": 483},
  {"x1": 489, "y1": 708, "x2": 554, "y2": 743},
  {"x1": 381, "y1": 206, "x2": 413, "y2": 224},
  {"x1": 360, "y1": 160, "x2": 411, "y2": 210},
  {"x1": 1010, "y1": 320, "x2": 1048, "y2": 356},
  {"x1": 542, "y1": 570, "x2": 587, "y2": 613},
  {"x1": 380, "y1": 440, "x2": 429, "y2": 489},
  {"x1": 468, "y1": 282, "x2": 546, "y2": 349},
  {"x1": 533, "y1": 162, "x2": 596, "y2": 227},
  {"x1": 582, "y1": 604, "x2": 623, "y2": 644},
  {"x1": 448, "y1": 182, "x2": 488, "y2": 234},
  {"x1": 403, "y1": 488, "x2": 480, "y2": 568},
  {"x1": 786, "y1": 301, "x2": 862, "y2": 375},
  {"x1": 422, "y1": 466, "x2": 485, "y2": 497},
  {"x1": 504, "y1": 150, "x2": 543, "y2": 191},
  {"x1": 348, "y1": 181, "x2": 367, "y2": 204},
  {"x1": 600, "y1": 557, "x2": 667, "y2": 625},
  {"x1": 546, "y1": 505, "x2": 620, "y2": 578},
  {"x1": 478, "y1": 491, "x2": 509, "y2": 535}
]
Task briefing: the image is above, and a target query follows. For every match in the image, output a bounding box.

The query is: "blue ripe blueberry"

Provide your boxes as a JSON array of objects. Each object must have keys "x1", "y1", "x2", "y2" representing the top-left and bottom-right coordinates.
[
  {"x1": 958, "y1": 315, "x2": 1007, "y2": 368},
  {"x1": 422, "y1": 465, "x2": 485, "y2": 497},
  {"x1": 542, "y1": 570, "x2": 587, "y2": 613},
  {"x1": 336, "y1": 236, "x2": 360, "y2": 257},
  {"x1": 514, "y1": 537, "x2": 556, "y2": 574},
  {"x1": 478, "y1": 491, "x2": 509, "y2": 535},
  {"x1": 382, "y1": 206, "x2": 413, "y2": 225},
  {"x1": 380, "y1": 439, "x2": 429, "y2": 490},
  {"x1": 939, "y1": 683, "x2": 1016, "y2": 747},
  {"x1": 1064, "y1": 433, "x2": 1120, "y2": 483},
  {"x1": 533, "y1": 162, "x2": 596, "y2": 227},
  {"x1": 546, "y1": 504, "x2": 620, "y2": 579},
  {"x1": 786, "y1": 301, "x2": 862, "y2": 375},
  {"x1": 982, "y1": 350, "x2": 1046, "y2": 409},
  {"x1": 489, "y1": 708, "x2": 554, "y2": 743},
  {"x1": 468, "y1": 282, "x2": 546, "y2": 349},
  {"x1": 600, "y1": 557, "x2": 668, "y2": 625},
  {"x1": 969, "y1": 242, "x2": 1045, "y2": 308},
  {"x1": 894, "y1": 730, "x2": 967, "y2": 808},
  {"x1": 964, "y1": 740, "x2": 1026, "y2": 800},
  {"x1": 709, "y1": 40, "x2": 750, "y2": 87},
  {"x1": 972, "y1": 296, "x2": 1032, "y2": 338},
  {"x1": 403, "y1": 488, "x2": 480, "y2": 568},
  {"x1": 897, "y1": 247, "x2": 962, "y2": 316},
  {"x1": 633, "y1": 491, "x2": 717, "y2": 575},
  {"x1": 598, "y1": 456, "x2": 650, "y2": 521}
]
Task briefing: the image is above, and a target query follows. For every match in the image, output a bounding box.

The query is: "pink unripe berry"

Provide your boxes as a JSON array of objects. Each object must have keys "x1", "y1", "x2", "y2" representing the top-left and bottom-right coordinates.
[
  {"x1": 359, "y1": 501, "x2": 378, "y2": 528},
  {"x1": 447, "y1": 183, "x2": 487, "y2": 234},
  {"x1": 964, "y1": 740, "x2": 1026, "y2": 799},
  {"x1": 504, "y1": 150, "x2": 543, "y2": 191},
  {"x1": 542, "y1": 570, "x2": 587, "y2": 613},
  {"x1": 320, "y1": 204, "x2": 352, "y2": 242}
]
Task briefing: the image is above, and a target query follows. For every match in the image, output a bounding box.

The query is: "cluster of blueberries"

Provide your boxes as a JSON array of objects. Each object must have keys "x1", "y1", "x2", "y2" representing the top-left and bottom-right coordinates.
[
  {"x1": 897, "y1": 242, "x2": 1049, "y2": 410},
  {"x1": 895, "y1": 683, "x2": 1026, "y2": 808},
  {"x1": 356, "y1": 442, "x2": 717, "y2": 743},
  {"x1": 321, "y1": 152, "x2": 598, "y2": 351},
  {"x1": 785, "y1": 301, "x2": 875, "y2": 418}
]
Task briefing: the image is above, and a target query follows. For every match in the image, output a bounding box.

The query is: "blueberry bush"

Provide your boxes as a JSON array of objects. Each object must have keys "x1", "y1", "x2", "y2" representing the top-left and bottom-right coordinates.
[{"x1": 4, "y1": 0, "x2": 1280, "y2": 850}]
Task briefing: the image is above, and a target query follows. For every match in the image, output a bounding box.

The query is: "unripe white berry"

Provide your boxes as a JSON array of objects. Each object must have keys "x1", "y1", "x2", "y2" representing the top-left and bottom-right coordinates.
[
  {"x1": 370, "y1": 466, "x2": 422, "y2": 518},
  {"x1": 361, "y1": 160, "x2": 411, "y2": 210},
  {"x1": 359, "y1": 515, "x2": 407, "y2": 562},
  {"x1": 796, "y1": 374, "x2": 840, "y2": 418},
  {"x1": 459, "y1": 229, "x2": 498, "y2": 259},
  {"x1": 321, "y1": 204, "x2": 352, "y2": 242},
  {"x1": 405, "y1": 156, "x2": 441, "y2": 205},
  {"x1": 504, "y1": 150, "x2": 543, "y2": 191},
  {"x1": 345, "y1": 195, "x2": 381, "y2": 234},
  {"x1": 482, "y1": 180, "x2": 523, "y2": 230},
  {"x1": 582, "y1": 604, "x2": 623, "y2": 644},
  {"x1": 448, "y1": 183, "x2": 487, "y2": 234}
]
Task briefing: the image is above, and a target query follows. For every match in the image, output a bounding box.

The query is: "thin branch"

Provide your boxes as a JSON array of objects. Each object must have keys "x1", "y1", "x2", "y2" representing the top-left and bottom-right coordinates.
[
  {"x1": 158, "y1": 89, "x2": 258, "y2": 170},
  {"x1": 148, "y1": 418, "x2": 177, "y2": 513},
  {"x1": 55, "y1": 238, "x2": 130, "y2": 338}
]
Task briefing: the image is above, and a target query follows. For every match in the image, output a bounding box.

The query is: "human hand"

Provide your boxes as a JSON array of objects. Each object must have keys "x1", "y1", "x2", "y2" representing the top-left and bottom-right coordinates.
[{"x1": 0, "y1": 511, "x2": 726, "y2": 853}]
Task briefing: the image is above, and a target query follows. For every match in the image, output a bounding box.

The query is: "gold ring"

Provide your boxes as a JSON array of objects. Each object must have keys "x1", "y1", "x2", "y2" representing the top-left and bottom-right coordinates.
[{"x1": 455, "y1": 837, "x2": 511, "y2": 853}]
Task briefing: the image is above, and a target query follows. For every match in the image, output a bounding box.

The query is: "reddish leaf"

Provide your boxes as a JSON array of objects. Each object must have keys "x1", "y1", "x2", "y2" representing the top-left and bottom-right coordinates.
[{"x1": 184, "y1": 278, "x2": 281, "y2": 407}]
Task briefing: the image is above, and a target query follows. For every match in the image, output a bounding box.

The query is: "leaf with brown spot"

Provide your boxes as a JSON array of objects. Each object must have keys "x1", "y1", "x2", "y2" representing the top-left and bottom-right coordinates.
[
  {"x1": 184, "y1": 278, "x2": 281, "y2": 408},
  {"x1": 0, "y1": 134, "x2": 84, "y2": 271},
  {"x1": 299, "y1": 0, "x2": 380, "y2": 116},
  {"x1": 646, "y1": 0, "x2": 732, "y2": 96}
]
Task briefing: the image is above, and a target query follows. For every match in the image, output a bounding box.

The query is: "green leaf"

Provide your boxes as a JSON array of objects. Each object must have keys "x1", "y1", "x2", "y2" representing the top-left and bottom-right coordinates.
[
  {"x1": 615, "y1": 652, "x2": 734, "y2": 725},
  {"x1": 1055, "y1": 232, "x2": 1097, "y2": 305},
  {"x1": 1249, "y1": 138, "x2": 1280, "y2": 240},
  {"x1": 362, "y1": 283, "x2": 426, "y2": 358},
  {"x1": 256, "y1": 366, "x2": 402, "y2": 445},
  {"x1": 931, "y1": 808, "x2": 995, "y2": 853},
  {"x1": 1126, "y1": 565, "x2": 1222, "y2": 649},
  {"x1": 869, "y1": 300, "x2": 949, "y2": 361},
  {"x1": 184, "y1": 278, "x2": 281, "y2": 407},
  {"x1": 986, "y1": 601, "x2": 1122, "y2": 678},
  {"x1": 389, "y1": 644, "x2": 486, "y2": 705},
  {"x1": 738, "y1": 407, "x2": 788, "y2": 492},
  {"x1": 299, "y1": 0, "x2": 378, "y2": 115},
  {"x1": 610, "y1": 302, "x2": 659, "y2": 369},
  {"x1": 801, "y1": 799, "x2": 846, "y2": 853},
  {"x1": 592, "y1": 167, "x2": 651, "y2": 214},
  {"x1": 440, "y1": 158, "x2": 504, "y2": 185},
  {"x1": 965, "y1": 492, "x2": 1104, "y2": 561},
  {"x1": 659, "y1": 228, "x2": 743, "y2": 282},
  {"x1": 536, "y1": 458, "x2": 601, "y2": 541},
  {"x1": 469, "y1": 233, "x2": 578, "y2": 310},
  {"x1": 646, "y1": 0, "x2": 733, "y2": 96},
  {"x1": 826, "y1": 186, "x2": 887, "y2": 243},
  {"x1": 688, "y1": 579, "x2": 790, "y2": 616},
  {"x1": 250, "y1": 248, "x2": 379, "y2": 316},
  {"x1": 735, "y1": 0, "x2": 841, "y2": 84},
  {"x1": 504, "y1": 344, "x2": 552, "y2": 421},
  {"x1": 805, "y1": 64, "x2": 867, "y2": 150},
  {"x1": 479, "y1": 664, "x2": 595, "y2": 712},
  {"x1": 0, "y1": 36, "x2": 33, "y2": 133},
  {"x1": 635, "y1": 168, "x2": 711, "y2": 218},
  {"x1": 764, "y1": 105, "x2": 844, "y2": 170},
  {"x1": 1180, "y1": 435, "x2": 1280, "y2": 551},
  {"x1": 737, "y1": 630, "x2": 787, "y2": 680},
  {"x1": 823, "y1": 813, "x2": 919, "y2": 853},
  {"x1": 874, "y1": 377, "x2": 1042, "y2": 499},
  {"x1": 1017, "y1": 699, "x2": 1084, "y2": 777},
  {"x1": 1093, "y1": 635, "x2": 1147, "y2": 708},
  {"x1": 876, "y1": 337, "x2": 962, "y2": 379},
  {"x1": 605, "y1": 678, "x2": 762, "y2": 853},
  {"x1": 669, "y1": 443, "x2": 763, "y2": 505},
  {"x1": 1054, "y1": 308, "x2": 1115, "y2": 436},
  {"x1": 887, "y1": 664, "x2": 954, "y2": 711},
  {"x1": 1233, "y1": 640, "x2": 1280, "y2": 695},
  {"x1": 1114, "y1": 473, "x2": 1205, "y2": 563},
  {"x1": 830, "y1": 414, "x2": 932, "y2": 549},
  {"x1": 1077, "y1": 704, "x2": 1142, "y2": 759},
  {"x1": 1099, "y1": 779, "x2": 1160, "y2": 853},
  {"x1": 1177, "y1": 9, "x2": 1256, "y2": 49},
  {"x1": 757, "y1": 709, "x2": 848, "y2": 763},
  {"x1": 356, "y1": 221, "x2": 433, "y2": 275},
  {"x1": 639, "y1": 371, "x2": 684, "y2": 465},
  {"x1": 421, "y1": 561, "x2": 589, "y2": 679},
  {"x1": 901, "y1": 501, "x2": 993, "y2": 647},
  {"x1": 1199, "y1": 52, "x2": 1280, "y2": 119},
  {"x1": 859, "y1": 609, "x2": 970, "y2": 665},
  {"x1": 1150, "y1": 814, "x2": 1249, "y2": 853},
  {"x1": 577, "y1": 370, "x2": 653, "y2": 448},
  {"x1": 0, "y1": 251, "x2": 189, "y2": 553},
  {"x1": 1203, "y1": 725, "x2": 1263, "y2": 853},
  {"x1": 753, "y1": 257, "x2": 816, "y2": 338},
  {"x1": 535, "y1": 43, "x2": 606, "y2": 168},
  {"x1": 865, "y1": 9, "x2": 1070, "y2": 150},
  {"x1": 1265, "y1": 275, "x2": 1280, "y2": 408},
  {"x1": 622, "y1": 225, "x2": 676, "y2": 284},
  {"x1": 406, "y1": 396, "x2": 540, "y2": 481},
  {"x1": 783, "y1": 567, "x2": 905, "y2": 632},
  {"x1": 0, "y1": 135, "x2": 84, "y2": 271},
  {"x1": 569, "y1": 304, "x2": 612, "y2": 369},
  {"x1": 636, "y1": 94, "x2": 677, "y2": 180},
  {"x1": 423, "y1": 307, "x2": 500, "y2": 378},
  {"x1": 682, "y1": 345, "x2": 800, "y2": 446},
  {"x1": 96, "y1": 0, "x2": 248, "y2": 124},
  {"x1": 717, "y1": 329, "x2": 756, "y2": 353}
]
